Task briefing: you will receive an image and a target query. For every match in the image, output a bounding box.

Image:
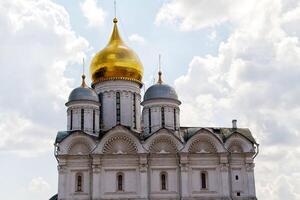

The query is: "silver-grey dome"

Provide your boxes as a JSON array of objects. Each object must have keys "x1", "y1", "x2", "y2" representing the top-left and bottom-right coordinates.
[
  {"x1": 143, "y1": 83, "x2": 179, "y2": 102},
  {"x1": 67, "y1": 86, "x2": 99, "y2": 103}
]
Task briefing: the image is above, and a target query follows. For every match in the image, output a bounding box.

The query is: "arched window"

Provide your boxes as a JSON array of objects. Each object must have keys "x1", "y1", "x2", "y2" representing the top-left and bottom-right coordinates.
[
  {"x1": 98, "y1": 93, "x2": 103, "y2": 131},
  {"x1": 173, "y1": 108, "x2": 176, "y2": 130},
  {"x1": 81, "y1": 109, "x2": 84, "y2": 130},
  {"x1": 75, "y1": 173, "x2": 83, "y2": 192},
  {"x1": 161, "y1": 172, "x2": 167, "y2": 190},
  {"x1": 148, "y1": 108, "x2": 152, "y2": 133},
  {"x1": 117, "y1": 172, "x2": 124, "y2": 191},
  {"x1": 201, "y1": 172, "x2": 207, "y2": 189},
  {"x1": 93, "y1": 110, "x2": 95, "y2": 133},
  {"x1": 133, "y1": 93, "x2": 137, "y2": 129},
  {"x1": 161, "y1": 107, "x2": 165, "y2": 127},
  {"x1": 116, "y1": 92, "x2": 121, "y2": 124},
  {"x1": 70, "y1": 110, "x2": 73, "y2": 130}
]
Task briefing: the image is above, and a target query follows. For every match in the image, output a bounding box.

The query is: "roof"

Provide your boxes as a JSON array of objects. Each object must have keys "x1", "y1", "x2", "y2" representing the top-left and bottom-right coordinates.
[
  {"x1": 49, "y1": 194, "x2": 57, "y2": 200},
  {"x1": 143, "y1": 83, "x2": 180, "y2": 103},
  {"x1": 181, "y1": 127, "x2": 257, "y2": 144},
  {"x1": 55, "y1": 131, "x2": 71, "y2": 143},
  {"x1": 55, "y1": 130, "x2": 98, "y2": 144},
  {"x1": 55, "y1": 127, "x2": 257, "y2": 145},
  {"x1": 67, "y1": 86, "x2": 99, "y2": 104}
]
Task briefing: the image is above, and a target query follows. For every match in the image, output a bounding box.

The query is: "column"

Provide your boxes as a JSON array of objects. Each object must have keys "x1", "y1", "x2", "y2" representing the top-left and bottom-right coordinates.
[
  {"x1": 139, "y1": 154, "x2": 148, "y2": 198},
  {"x1": 220, "y1": 163, "x2": 230, "y2": 197},
  {"x1": 179, "y1": 153, "x2": 189, "y2": 198},
  {"x1": 246, "y1": 163, "x2": 256, "y2": 198},
  {"x1": 92, "y1": 157, "x2": 101, "y2": 199},
  {"x1": 57, "y1": 160, "x2": 67, "y2": 200}
]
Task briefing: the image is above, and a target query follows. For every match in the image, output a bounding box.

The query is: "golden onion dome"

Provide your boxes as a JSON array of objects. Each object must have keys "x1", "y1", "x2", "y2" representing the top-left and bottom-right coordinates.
[{"x1": 90, "y1": 18, "x2": 143, "y2": 86}]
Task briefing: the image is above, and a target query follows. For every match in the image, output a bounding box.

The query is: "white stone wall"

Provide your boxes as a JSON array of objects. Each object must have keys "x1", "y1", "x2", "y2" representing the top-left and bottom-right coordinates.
[
  {"x1": 142, "y1": 99, "x2": 180, "y2": 134},
  {"x1": 66, "y1": 101, "x2": 100, "y2": 136},
  {"x1": 56, "y1": 129, "x2": 258, "y2": 200},
  {"x1": 57, "y1": 153, "x2": 257, "y2": 200},
  {"x1": 94, "y1": 80, "x2": 141, "y2": 132}
]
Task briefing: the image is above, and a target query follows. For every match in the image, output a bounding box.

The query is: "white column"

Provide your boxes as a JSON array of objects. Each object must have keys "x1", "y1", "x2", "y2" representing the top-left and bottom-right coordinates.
[
  {"x1": 103, "y1": 91, "x2": 115, "y2": 130},
  {"x1": 139, "y1": 155, "x2": 148, "y2": 198},
  {"x1": 57, "y1": 161, "x2": 67, "y2": 200},
  {"x1": 220, "y1": 163, "x2": 230, "y2": 197},
  {"x1": 180, "y1": 154, "x2": 189, "y2": 198},
  {"x1": 120, "y1": 91, "x2": 132, "y2": 127},
  {"x1": 246, "y1": 163, "x2": 256, "y2": 198},
  {"x1": 92, "y1": 157, "x2": 101, "y2": 199}
]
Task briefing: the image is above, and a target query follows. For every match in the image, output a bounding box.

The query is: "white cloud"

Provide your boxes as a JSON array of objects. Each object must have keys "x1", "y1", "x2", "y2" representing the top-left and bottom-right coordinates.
[
  {"x1": 171, "y1": 0, "x2": 300, "y2": 199},
  {"x1": 0, "y1": 0, "x2": 89, "y2": 157},
  {"x1": 80, "y1": 0, "x2": 106, "y2": 28},
  {"x1": 208, "y1": 30, "x2": 217, "y2": 40},
  {"x1": 28, "y1": 177, "x2": 51, "y2": 192},
  {"x1": 155, "y1": 0, "x2": 256, "y2": 31},
  {"x1": 129, "y1": 33, "x2": 146, "y2": 45},
  {"x1": 25, "y1": 177, "x2": 52, "y2": 199}
]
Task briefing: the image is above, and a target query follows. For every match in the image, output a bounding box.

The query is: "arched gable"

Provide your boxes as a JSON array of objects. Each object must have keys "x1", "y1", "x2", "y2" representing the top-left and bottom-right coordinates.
[
  {"x1": 144, "y1": 129, "x2": 184, "y2": 153},
  {"x1": 225, "y1": 133, "x2": 254, "y2": 153},
  {"x1": 182, "y1": 128, "x2": 225, "y2": 153},
  {"x1": 58, "y1": 131, "x2": 96, "y2": 155},
  {"x1": 94, "y1": 126, "x2": 144, "y2": 154}
]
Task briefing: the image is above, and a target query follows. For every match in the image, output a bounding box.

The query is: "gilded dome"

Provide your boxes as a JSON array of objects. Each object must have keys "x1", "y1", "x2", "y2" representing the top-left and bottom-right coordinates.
[{"x1": 90, "y1": 18, "x2": 143, "y2": 86}]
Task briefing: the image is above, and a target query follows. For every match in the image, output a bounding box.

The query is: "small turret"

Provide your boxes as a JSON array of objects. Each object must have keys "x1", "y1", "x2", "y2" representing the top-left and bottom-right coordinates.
[
  {"x1": 65, "y1": 61, "x2": 100, "y2": 136},
  {"x1": 141, "y1": 59, "x2": 181, "y2": 135}
]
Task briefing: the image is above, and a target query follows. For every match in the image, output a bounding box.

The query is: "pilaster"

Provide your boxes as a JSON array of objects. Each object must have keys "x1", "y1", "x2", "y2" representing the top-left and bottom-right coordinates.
[
  {"x1": 139, "y1": 154, "x2": 148, "y2": 198},
  {"x1": 179, "y1": 153, "x2": 189, "y2": 198},
  {"x1": 246, "y1": 163, "x2": 256, "y2": 198},
  {"x1": 57, "y1": 160, "x2": 67, "y2": 200},
  {"x1": 92, "y1": 156, "x2": 101, "y2": 199}
]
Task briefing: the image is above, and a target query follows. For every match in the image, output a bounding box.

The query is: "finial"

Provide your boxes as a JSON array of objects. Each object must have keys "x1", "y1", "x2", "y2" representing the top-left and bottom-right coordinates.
[
  {"x1": 113, "y1": 17, "x2": 118, "y2": 23},
  {"x1": 157, "y1": 54, "x2": 163, "y2": 84},
  {"x1": 113, "y1": 0, "x2": 118, "y2": 23},
  {"x1": 81, "y1": 58, "x2": 87, "y2": 87}
]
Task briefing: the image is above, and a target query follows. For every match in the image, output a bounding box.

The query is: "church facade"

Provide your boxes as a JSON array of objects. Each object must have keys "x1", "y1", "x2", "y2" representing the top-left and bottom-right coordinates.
[{"x1": 53, "y1": 17, "x2": 258, "y2": 200}]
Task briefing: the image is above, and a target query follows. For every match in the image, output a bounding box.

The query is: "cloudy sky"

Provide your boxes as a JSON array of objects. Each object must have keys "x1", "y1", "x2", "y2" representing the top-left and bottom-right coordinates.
[{"x1": 0, "y1": 0, "x2": 300, "y2": 199}]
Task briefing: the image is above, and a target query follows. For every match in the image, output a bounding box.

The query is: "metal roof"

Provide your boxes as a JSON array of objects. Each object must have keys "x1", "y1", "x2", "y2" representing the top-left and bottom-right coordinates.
[{"x1": 143, "y1": 83, "x2": 179, "y2": 102}]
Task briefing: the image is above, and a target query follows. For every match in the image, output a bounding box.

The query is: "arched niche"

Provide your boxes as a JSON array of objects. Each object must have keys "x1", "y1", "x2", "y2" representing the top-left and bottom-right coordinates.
[
  {"x1": 95, "y1": 126, "x2": 144, "y2": 154},
  {"x1": 225, "y1": 133, "x2": 255, "y2": 153},
  {"x1": 188, "y1": 139, "x2": 217, "y2": 153},
  {"x1": 182, "y1": 128, "x2": 225, "y2": 153},
  {"x1": 103, "y1": 134, "x2": 138, "y2": 154},
  {"x1": 57, "y1": 132, "x2": 96, "y2": 155},
  {"x1": 144, "y1": 129, "x2": 183, "y2": 153}
]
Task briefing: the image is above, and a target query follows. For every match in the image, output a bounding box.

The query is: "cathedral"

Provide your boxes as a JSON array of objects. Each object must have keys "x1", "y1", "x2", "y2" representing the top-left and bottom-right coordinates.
[{"x1": 51, "y1": 17, "x2": 258, "y2": 200}]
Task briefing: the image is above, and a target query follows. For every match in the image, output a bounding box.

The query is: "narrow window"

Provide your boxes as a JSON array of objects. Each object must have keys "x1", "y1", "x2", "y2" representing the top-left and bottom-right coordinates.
[
  {"x1": 81, "y1": 109, "x2": 84, "y2": 130},
  {"x1": 76, "y1": 174, "x2": 83, "y2": 192},
  {"x1": 93, "y1": 110, "x2": 95, "y2": 133},
  {"x1": 173, "y1": 108, "x2": 176, "y2": 130},
  {"x1": 161, "y1": 107, "x2": 165, "y2": 127},
  {"x1": 117, "y1": 173, "x2": 123, "y2": 191},
  {"x1": 161, "y1": 172, "x2": 167, "y2": 190},
  {"x1": 148, "y1": 108, "x2": 152, "y2": 133},
  {"x1": 116, "y1": 92, "x2": 121, "y2": 124},
  {"x1": 98, "y1": 93, "x2": 103, "y2": 131},
  {"x1": 70, "y1": 110, "x2": 73, "y2": 130},
  {"x1": 133, "y1": 93, "x2": 136, "y2": 129},
  {"x1": 235, "y1": 175, "x2": 239, "y2": 180},
  {"x1": 237, "y1": 192, "x2": 241, "y2": 196},
  {"x1": 201, "y1": 172, "x2": 207, "y2": 189}
]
